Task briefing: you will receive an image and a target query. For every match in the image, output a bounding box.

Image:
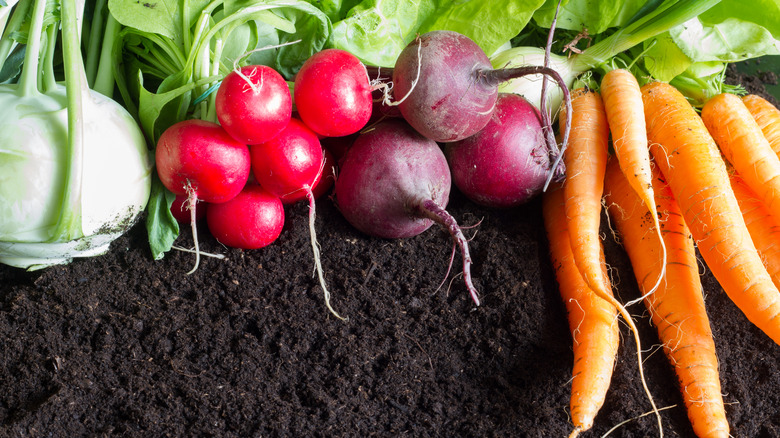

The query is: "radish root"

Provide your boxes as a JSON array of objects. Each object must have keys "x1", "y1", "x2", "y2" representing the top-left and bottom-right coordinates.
[{"x1": 306, "y1": 185, "x2": 347, "y2": 321}]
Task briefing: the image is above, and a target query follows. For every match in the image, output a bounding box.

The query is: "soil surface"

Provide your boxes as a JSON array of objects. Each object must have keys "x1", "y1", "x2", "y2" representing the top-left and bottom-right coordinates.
[{"x1": 2, "y1": 66, "x2": 780, "y2": 438}]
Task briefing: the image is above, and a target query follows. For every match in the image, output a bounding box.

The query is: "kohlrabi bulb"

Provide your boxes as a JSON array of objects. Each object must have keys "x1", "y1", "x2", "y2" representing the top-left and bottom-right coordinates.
[
  {"x1": 0, "y1": 84, "x2": 152, "y2": 269},
  {"x1": 490, "y1": 46, "x2": 577, "y2": 116}
]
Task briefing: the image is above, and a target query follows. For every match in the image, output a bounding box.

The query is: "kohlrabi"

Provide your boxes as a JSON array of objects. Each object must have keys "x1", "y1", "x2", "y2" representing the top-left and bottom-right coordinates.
[{"x1": 0, "y1": 0, "x2": 152, "y2": 270}]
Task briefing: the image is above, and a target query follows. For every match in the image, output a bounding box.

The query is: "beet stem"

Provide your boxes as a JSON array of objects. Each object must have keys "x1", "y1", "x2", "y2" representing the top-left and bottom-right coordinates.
[
  {"x1": 481, "y1": 65, "x2": 572, "y2": 189},
  {"x1": 417, "y1": 199, "x2": 480, "y2": 306},
  {"x1": 540, "y1": 0, "x2": 565, "y2": 182}
]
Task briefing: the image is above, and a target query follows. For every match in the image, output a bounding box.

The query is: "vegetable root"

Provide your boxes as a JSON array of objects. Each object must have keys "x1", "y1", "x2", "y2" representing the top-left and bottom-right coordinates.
[
  {"x1": 561, "y1": 87, "x2": 662, "y2": 435},
  {"x1": 605, "y1": 156, "x2": 729, "y2": 438},
  {"x1": 642, "y1": 81, "x2": 780, "y2": 345},
  {"x1": 742, "y1": 94, "x2": 780, "y2": 156},
  {"x1": 702, "y1": 93, "x2": 780, "y2": 224},
  {"x1": 600, "y1": 68, "x2": 667, "y2": 305},
  {"x1": 543, "y1": 182, "x2": 619, "y2": 437}
]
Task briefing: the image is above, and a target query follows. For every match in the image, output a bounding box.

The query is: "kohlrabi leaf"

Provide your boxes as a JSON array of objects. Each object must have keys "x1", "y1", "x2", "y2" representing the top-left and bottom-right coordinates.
[
  {"x1": 418, "y1": 0, "x2": 546, "y2": 58},
  {"x1": 328, "y1": 0, "x2": 438, "y2": 67}
]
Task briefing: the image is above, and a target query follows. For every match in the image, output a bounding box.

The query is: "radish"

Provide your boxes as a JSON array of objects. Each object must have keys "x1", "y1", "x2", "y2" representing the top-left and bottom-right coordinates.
[
  {"x1": 293, "y1": 49, "x2": 373, "y2": 138},
  {"x1": 155, "y1": 119, "x2": 251, "y2": 273},
  {"x1": 250, "y1": 118, "x2": 344, "y2": 319},
  {"x1": 206, "y1": 184, "x2": 284, "y2": 250},
  {"x1": 445, "y1": 93, "x2": 549, "y2": 208},
  {"x1": 391, "y1": 30, "x2": 571, "y2": 145},
  {"x1": 251, "y1": 118, "x2": 323, "y2": 204},
  {"x1": 279, "y1": 147, "x2": 336, "y2": 204},
  {"x1": 215, "y1": 65, "x2": 292, "y2": 145},
  {"x1": 171, "y1": 194, "x2": 207, "y2": 223},
  {"x1": 333, "y1": 119, "x2": 480, "y2": 306}
]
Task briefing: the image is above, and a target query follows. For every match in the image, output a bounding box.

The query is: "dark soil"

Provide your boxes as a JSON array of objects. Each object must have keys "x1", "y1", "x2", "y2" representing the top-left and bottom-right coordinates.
[{"x1": 3, "y1": 66, "x2": 780, "y2": 438}]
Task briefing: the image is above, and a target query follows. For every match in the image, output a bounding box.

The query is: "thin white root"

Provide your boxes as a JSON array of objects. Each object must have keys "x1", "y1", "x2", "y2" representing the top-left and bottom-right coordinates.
[
  {"x1": 185, "y1": 185, "x2": 201, "y2": 276},
  {"x1": 383, "y1": 37, "x2": 422, "y2": 107},
  {"x1": 601, "y1": 404, "x2": 677, "y2": 437},
  {"x1": 306, "y1": 186, "x2": 347, "y2": 321},
  {"x1": 171, "y1": 245, "x2": 226, "y2": 259}
]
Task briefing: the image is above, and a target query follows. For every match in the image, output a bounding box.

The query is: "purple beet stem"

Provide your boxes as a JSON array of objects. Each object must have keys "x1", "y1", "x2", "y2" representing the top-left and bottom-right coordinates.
[
  {"x1": 482, "y1": 65, "x2": 572, "y2": 186},
  {"x1": 416, "y1": 199, "x2": 480, "y2": 306}
]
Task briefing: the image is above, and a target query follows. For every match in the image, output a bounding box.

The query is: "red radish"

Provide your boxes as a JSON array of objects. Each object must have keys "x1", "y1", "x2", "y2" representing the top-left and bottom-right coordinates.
[
  {"x1": 294, "y1": 49, "x2": 373, "y2": 137},
  {"x1": 250, "y1": 118, "x2": 343, "y2": 319},
  {"x1": 392, "y1": 30, "x2": 571, "y2": 145},
  {"x1": 280, "y1": 147, "x2": 336, "y2": 204},
  {"x1": 251, "y1": 118, "x2": 323, "y2": 203},
  {"x1": 445, "y1": 93, "x2": 549, "y2": 208},
  {"x1": 171, "y1": 194, "x2": 207, "y2": 223},
  {"x1": 206, "y1": 184, "x2": 284, "y2": 250},
  {"x1": 320, "y1": 135, "x2": 355, "y2": 162},
  {"x1": 215, "y1": 65, "x2": 292, "y2": 145},
  {"x1": 155, "y1": 119, "x2": 251, "y2": 273},
  {"x1": 333, "y1": 119, "x2": 480, "y2": 306}
]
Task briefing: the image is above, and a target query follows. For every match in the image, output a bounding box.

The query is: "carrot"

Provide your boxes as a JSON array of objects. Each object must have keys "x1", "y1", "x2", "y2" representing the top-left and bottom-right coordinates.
[
  {"x1": 729, "y1": 171, "x2": 780, "y2": 292},
  {"x1": 600, "y1": 68, "x2": 666, "y2": 303},
  {"x1": 604, "y1": 156, "x2": 729, "y2": 438},
  {"x1": 702, "y1": 93, "x2": 780, "y2": 223},
  {"x1": 642, "y1": 81, "x2": 780, "y2": 344},
  {"x1": 542, "y1": 183, "x2": 620, "y2": 438},
  {"x1": 742, "y1": 94, "x2": 780, "y2": 156},
  {"x1": 561, "y1": 88, "x2": 661, "y2": 436}
]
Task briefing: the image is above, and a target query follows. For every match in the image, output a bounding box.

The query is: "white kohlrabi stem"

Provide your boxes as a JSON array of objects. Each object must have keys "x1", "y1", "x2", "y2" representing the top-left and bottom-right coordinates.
[
  {"x1": 17, "y1": 0, "x2": 47, "y2": 98},
  {"x1": 56, "y1": 0, "x2": 88, "y2": 241},
  {"x1": 0, "y1": 0, "x2": 29, "y2": 73}
]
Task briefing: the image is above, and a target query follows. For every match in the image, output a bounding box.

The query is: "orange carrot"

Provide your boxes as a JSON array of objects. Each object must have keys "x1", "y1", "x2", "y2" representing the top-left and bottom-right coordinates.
[
  {"x1": 702, "y1": 93, "x2": 780, "y2": 223},
  {"x1": 600, "y1": 68, "x2": 666, "y2": 302},
  {"x1": 729, "y1": 171, "x2": 780, "y2": 292},
  {"x1": 561, "y1": 88, "x2": 610, "y2": 296},
  {"x1": 604, "y1": 156, "x2": 729, "y2": 438},
  {"x1": 742, "y1": 94, "x2": 780, "y2": 156},
  {"x1": 542, "y1": 183, "x2": 620, "y2": 438},
  {"x1": 642, "y1": 81, "x2": 780, "y2": 344},
  {"x1": 561, "y1": 88, "x2": 661, "y2": 435}
]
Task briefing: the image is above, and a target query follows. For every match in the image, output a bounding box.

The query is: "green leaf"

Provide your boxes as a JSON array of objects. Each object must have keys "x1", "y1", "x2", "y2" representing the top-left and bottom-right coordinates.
[
  {"x1": 418, "y1": 0, "x2": 547, "y2": 58},
  {"x1": 642, "y1": 32, "x2": 692, "y2": 81},
  {"x1": 699, "y1": 0, "x2": 780, "y2": 38},
  {"x1": 532, "y1": 0, "x2": 648, "y2": 34},
  {"x1": 268, "y1": 2, "x2": 331, "y2": 77},
  {"x1": 145, "y1": 175, "x2": 179, "y2": 261},
  {"x1": 328, "y1": 0, "x2": 439, "y2": 67},
  {"x1": 137, "y1": 70, "x2": 220, "y2": 141},
  {"x1": 671, "y1": 16, "x2": 780, "y2": 63},
  {"x1": 304, "y1": 0, "x2": 361, "y2": 22},
  {"x1": 108, "y1": 0, "x2": 211, "y2": 45}
]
